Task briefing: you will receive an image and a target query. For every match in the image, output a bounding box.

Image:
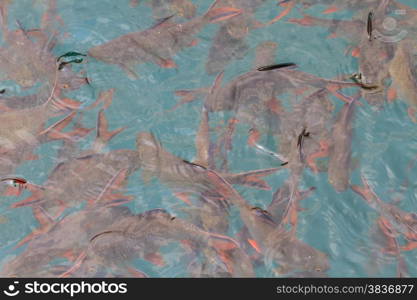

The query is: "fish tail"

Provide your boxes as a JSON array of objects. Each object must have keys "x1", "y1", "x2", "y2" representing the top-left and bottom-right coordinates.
[
  {"x1": 14, "y1": 207, "x2": 54, "y2": 248},
  {"x1": 93, "y1": 110, "x2": 126, "y2": 151},
  {"x1": 268, "y1": 0, "x2": 295, "y2": 25},
  {"x1": 204, "y1": 1, "x2": 242, "y2": 23},
  {"x1": 59, "y1": 251, "x2": 88, "y2": 278},
  {"x1": 170, "y1": 88, "x2": 208, "y2": 111},
  {"x1": 10, "y1": 189, "x2": 44, "y2": 208},
  {"x1": 40, "y1": 111, "x2": 93, "y2": 142},
  {"x1": 350, "y1": 176, "x2": 380, "y2": 206}
]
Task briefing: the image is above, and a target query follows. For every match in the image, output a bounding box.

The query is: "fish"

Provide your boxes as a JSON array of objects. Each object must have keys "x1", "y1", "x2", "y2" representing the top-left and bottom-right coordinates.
[
  {"x1": 351, "y1": 176, "x2": 414, "y2": 276},
  {"x1": 136, "y1": 131, "x2": 281, "y2": 205},
  {"x1": 328, "y1": 95, "x2": 356, "y2": 192},
  {"x1": 60, "y1": 209, "x2": 240, "y2": 277},
  {"x1": 88, "y1": 0, "x2": 242, "y2": 79},
  {"x1": 174, "y1": 41, "x2": 355, "y2": 134},
  {"x1": 11, "y1": 108, "x2": 139, "y2": 225},
  {"x1": 388, "y1": 39, "x2": 417, "y2": 122},
  {"x1": 203, "y1": 170, "x2": 329, "y2": 276},
  {"x1": 205, "y1": 0, "x2": 268, "y2": 74},
  {"x1": 0, "y1": 205, "x2": 135, "y2": 277},
  {"x1": 0, "y1": 1, "x2": 85, "y2": 90},
  {"x1": 277, "y1": 88, "x2": 334, "y2": 173},
  {"x1": 351, "y1": 176, "x2": 417, "y2": 251},
  {"x1": 144, "y1": 0, "x2": 197, "y2": 20},
  {"x1": 0, "y1": 85, "x2": 91, "y2": 196},
  {"x1": 268, "y1": 182, "x2": 316, "y2": 225},
  {"x1": 355, "y1": 0, "x2": 396, "y2": 105}
]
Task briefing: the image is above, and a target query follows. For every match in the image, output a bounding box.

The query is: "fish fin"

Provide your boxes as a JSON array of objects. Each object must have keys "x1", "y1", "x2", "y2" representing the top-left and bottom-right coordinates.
[
  {"x1": 90, "y1": 169, "x2": 130, "y2": 206},
  {"x1": 10, "y1": 189, "x2": 44, "y2": 208},
  {"x1": 350, "y1": 176, "x2": 377, "y2": 205},
  {"x1": 351, "y1": 47, "x2": 360, "y2": 57},
  {"x1": 120, "y1": 63, "x2": 139, "y2": 80},
  {"x1": 327, "y1": 32, "x2": 338, "y2": 39},
  {"x1": 59, "y1": 251, "x2": 88, "y2": 278},
  {"x1": 306, "y1": 140, "x2": 330, "y2": 173},
  {"x1": 174, "y1": 192, "x2": 193, "y2": 205},
  {"x1": 150, "y1": 14, "x2": 175, "y2": 30},
  {"x1": 247, "y1": 128, "x2": 261, "y2": 147},
  {"x1": 171, "y1": 88, "x2": 209, "y2": 111},
  {"x1": 125, "y1": 266, "x2": 147, "y2": 278},
  {"x1": 204, "y1": 6, "x2": 242, "y2": 23},
  {"x1": 33, "y1": 205, "x2": 54, "y2": 227},
  {"x1": 55, "y1": 98, "x2": 81, "y2": 110},
  {"x1": 401, "y1": 241, "x2": 417, "y2": 252},
  {"x1": 210, "y1": 71, "x2": 224, "y2": 94},
  {"x1": 61, "y1": 249, "x2": 78, "y2": 262},
  {"x1": 189, "y1": 39, "x2": 199, "y2": 47},
  {"x1": 407, "y1": 107, "x2": 417, "y2": 123},
  {"x1": 41, "y1": 112, "x2": 93, "y2": 142},
  {"x1": 268, "y1": 0, "x2": 295, "y2": 24},
  {"x1": 15, "y1": 206, "x2": 54, "y2": 248},
  {"x1": 387, "y1": 87, "x2": 397, "y2": 103},
  {"x1": 194, "y1": 105, "x2": 210, "y2": 167},
  {"x1": 209, "y1": 232, "x2": 239, "y2": 251},
  {"x1": 156, "y1": 58, "x2": 177, "y2": 69},
  {"x1": 4, "y1": 186, "x2": 23, "y2": 197},
  {"x1": 129, "y1": 0, "x2": 139, "y2": 8},
  {"x1": 93, "y1": 109, "x2": 126, "y2": 150},
  {"x1": 24, "y1": 152, "x2": 39, "y2": 161},
  {"x1": 46, "y1": 96, "x2": 82, "y2": 113},
  {"x1": 322, "y1": 5, "x2": 340, "y2": 14},
  {"x1": 15, "y1": 229, "x2": 44, "y2": 248},
  {"x1": 103, "y1": 196, "x2": 134, "y2": 207},
  {"x1": 144, "y1": 252, "x2": 165, "y2": 266},
  {"x1": 247, "y1": 239, "x2": 262, "y2": 254},
  {"x1": 225, "y1": 168, "x2": 280, "y2": 190},
  {"x1": 87, "y1": 88, "x2": 115, "y2": 110},
  {"x1": 216, "y1": 250, "x2": 234, "y2": 275}
]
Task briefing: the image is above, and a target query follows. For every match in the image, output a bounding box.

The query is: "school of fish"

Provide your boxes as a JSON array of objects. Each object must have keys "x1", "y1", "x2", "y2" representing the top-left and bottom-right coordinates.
[{"x1": 0, "y1": 0, "x2": 416, "y2": 277}]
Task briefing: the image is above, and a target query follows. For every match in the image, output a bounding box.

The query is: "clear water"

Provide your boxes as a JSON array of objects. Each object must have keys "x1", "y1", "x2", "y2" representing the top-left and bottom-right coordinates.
[{"x1": 0, "y1": 0, "x2": 416, "y2": 277}]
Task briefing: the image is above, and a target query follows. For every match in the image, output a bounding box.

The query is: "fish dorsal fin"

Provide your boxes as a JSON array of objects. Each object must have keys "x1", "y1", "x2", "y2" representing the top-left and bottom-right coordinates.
[
  {"x1": 93, "y1": 109, "x2": 126, "y2": 152},
  {"x1": 150, "y1": 14, "x2": 176, "y2": 30},
  {"x1": 209, "y1": 71, "x2": 224, "y2": 94},
  {"x1": 194, "y1": 105, "x2": 210, "y2": 168}
]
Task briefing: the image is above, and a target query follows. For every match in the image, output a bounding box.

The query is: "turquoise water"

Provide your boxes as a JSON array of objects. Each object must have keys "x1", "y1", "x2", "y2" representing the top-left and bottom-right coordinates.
[{"x1": 0, "y1": 0, "x2": 416, "y2": 277}]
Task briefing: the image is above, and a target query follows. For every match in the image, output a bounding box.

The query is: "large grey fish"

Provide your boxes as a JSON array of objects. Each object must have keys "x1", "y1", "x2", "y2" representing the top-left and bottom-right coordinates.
[
  {"x1": 205, "y1": 0, "x2": 268, "y2": 74},
  {"x1": 136, "y1": 131, "x2": 281, "y2": 205},
  {"x1": 88, "y1": 0, "x2": 242, "y2": 79},
  {"x1": 60, "y1": 209, "x2": 241, "y2": 277},
  {"x1": 203, "y1": 171, "x2": 329, "y2": 276},
  {"x1": 0, "y1": 205, "x2": 134, "y2": 277},
  {"x1": 11, "y1": 108, "x2": 139, "y2": 225}
]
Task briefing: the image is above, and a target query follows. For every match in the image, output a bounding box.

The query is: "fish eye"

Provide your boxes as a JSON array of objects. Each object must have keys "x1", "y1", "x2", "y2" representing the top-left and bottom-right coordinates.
[{"x1": 170, "y1": 217, "x2": 176, "y2": 221}]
